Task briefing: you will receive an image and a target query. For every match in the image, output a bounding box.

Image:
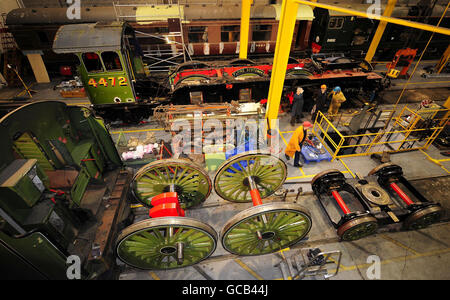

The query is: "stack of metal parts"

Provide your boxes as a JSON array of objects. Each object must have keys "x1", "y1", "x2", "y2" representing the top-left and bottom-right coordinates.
[{"x1": 276, "y1": 248, "x2": 342, "y2": 280}]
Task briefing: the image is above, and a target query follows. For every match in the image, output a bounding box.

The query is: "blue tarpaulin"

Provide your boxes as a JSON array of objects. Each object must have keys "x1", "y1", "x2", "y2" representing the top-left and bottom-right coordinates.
[{"x1": 301, "y1": 137, "x2": 332, "y2": 163}]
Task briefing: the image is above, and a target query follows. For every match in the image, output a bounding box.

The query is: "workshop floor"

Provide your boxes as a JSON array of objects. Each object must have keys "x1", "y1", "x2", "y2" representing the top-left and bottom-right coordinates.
[{"x1": 116, "y1": 111, "x2": 450, "y2": 280}]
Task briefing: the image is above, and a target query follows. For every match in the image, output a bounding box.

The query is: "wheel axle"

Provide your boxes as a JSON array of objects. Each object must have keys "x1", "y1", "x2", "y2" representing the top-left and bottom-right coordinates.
[
  {"x1": 116, "y1": 159, "x2": 217, "y2": 270},
  {"x1": 368, "y1": 163, "x2": 444, "y2": 229},
  {"x1": 132, "y1": 159, "x2": 212, "y2": 209},
  {"x1": 311, "y1": 169, "x2": 378, "y2": 241},
  {"x1": 216, "y1": 152, "x2": 312, "y2": 255}
]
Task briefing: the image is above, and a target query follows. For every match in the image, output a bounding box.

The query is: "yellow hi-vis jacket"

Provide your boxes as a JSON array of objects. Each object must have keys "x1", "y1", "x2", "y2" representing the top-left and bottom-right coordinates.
[
  {"x1": 285, "y1": 126, "x2": 306, "y2": 158},
  {"x1": 330, "y1": 91, "x2": 346, "y2": 106}
]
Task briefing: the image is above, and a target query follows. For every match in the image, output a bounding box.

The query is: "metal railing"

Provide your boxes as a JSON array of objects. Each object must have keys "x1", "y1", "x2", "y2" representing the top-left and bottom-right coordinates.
[
  {"x1": 113, "y1": 2, "x2": 191, "y2": 72},
  {"x1": 312, "y1": 105, "x2": 450, "y2": 161}
]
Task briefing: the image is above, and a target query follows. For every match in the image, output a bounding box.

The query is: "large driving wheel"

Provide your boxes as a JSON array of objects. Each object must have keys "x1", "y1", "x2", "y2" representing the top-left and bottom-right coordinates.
[
  {"x1": 214, "y1": 151, "x2": 287, "y2": 203},
  {"x1": 116, "y1": 217, "x2": 217, "y2": 270},
  {"x1": 132, "y1": 159, "x2": 212, "y2": 209},
  {"x1": 221, "y1": 203, "x2": 312, "y2": 255}
]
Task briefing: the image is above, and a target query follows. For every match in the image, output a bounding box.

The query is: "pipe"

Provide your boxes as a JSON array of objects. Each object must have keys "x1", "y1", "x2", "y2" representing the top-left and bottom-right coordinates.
[
  {"x1": 331, "y1": 190, "x2": 352, "y2": 215},
  {"x1": 389, "y1": 182, "x2": 414, "y2": 206},
  {"x1": 247, "y1": 176, "x2": 263, "y2": 206}
]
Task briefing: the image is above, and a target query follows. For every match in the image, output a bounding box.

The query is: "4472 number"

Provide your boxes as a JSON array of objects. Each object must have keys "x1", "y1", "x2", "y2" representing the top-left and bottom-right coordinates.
[{"x1": 88, "y1": 77, "x2": 127, "y2": 88}]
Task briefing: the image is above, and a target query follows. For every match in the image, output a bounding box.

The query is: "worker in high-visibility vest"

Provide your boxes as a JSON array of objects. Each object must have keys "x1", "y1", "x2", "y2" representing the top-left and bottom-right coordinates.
[
  {"x1": 328, "y1": 86, "x2": 346, "y2": 121},
  {"x1": 284, "y1": 121, "x2": 313, "y2": 167}
]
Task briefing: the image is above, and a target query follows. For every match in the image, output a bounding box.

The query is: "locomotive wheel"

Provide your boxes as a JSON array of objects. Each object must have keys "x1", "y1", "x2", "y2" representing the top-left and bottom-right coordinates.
[
  {"x1": 311, "y1": 169, "x2": 345, "y2": 193},
  {"x1": 116, "y1": 217, "x2": 217, "y2": 270},
  {"x1": 175, "y1": 74, "x2": 211, "y2": 87},
  {"x1": 133, "y1": 159, "x2": 212, "y2": 209},
  {"x1": 171, "y1": 60, "x2": 211, "y2": 74},
  {"x1": 227, "y1": 58, "x2": 256, "y2": 66},
  {"x1": 214, "y1": 151, "x2": 287, "y2": 202},
  {"x1": 404, "y1": 205, "x2": 444, "y2": 230},
  {"x1": 368, "y1": 163, "x2": 397, "y2": 176},
  {"x1": 221, "y1": 203, "x2": 312, "y2": 255},
  {"x1": 311, "y1": 169, "x2": 344, "y2": 186},
  {"x1": 337, "y1": 215, "x2": 378, "y2": 241},
  {"x1": 286, "y1": 68, "x2": 313, "y2": 77}
]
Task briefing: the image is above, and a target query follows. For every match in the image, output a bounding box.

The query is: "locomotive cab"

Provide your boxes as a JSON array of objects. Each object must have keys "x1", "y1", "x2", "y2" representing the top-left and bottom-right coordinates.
[
  {"x1": 53, "y1": 22, "x2": 165, "y2": 122},
  {"x1": 53, "y1": 22, "x2": 138, "y2": 105}
]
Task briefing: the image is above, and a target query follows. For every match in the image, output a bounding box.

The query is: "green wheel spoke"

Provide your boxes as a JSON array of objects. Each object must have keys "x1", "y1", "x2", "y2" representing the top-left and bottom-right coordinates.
[
  {"x1": 173, "y1": 168, "x2": 189, "y2": 184},
  {"x1": 117, "y1": 218, "x2": 217, "y2": 270},
  {"x1": 133, "y1": 159, "x2": 212, "y2": 209},
  {"x1": 214, "y1": 152, "x2": 287, "y2": 203},
  {"x1": 221, "y1": 204, "x2": 312, "y2": 256}
]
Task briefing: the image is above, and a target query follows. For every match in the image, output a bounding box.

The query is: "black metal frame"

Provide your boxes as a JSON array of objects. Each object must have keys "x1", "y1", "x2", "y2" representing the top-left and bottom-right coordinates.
[
  {"x1": 312, "y1": 171, "x2": 373, "y2": 229},
  {"x1": 373, "y1": 164, "x2": 439, "y2": 212}
]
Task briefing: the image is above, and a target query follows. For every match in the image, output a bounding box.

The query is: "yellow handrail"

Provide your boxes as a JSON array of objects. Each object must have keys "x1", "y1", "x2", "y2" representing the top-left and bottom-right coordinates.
[{"x1": 311, "y1": 106, "x2": 450, "y2": 160}]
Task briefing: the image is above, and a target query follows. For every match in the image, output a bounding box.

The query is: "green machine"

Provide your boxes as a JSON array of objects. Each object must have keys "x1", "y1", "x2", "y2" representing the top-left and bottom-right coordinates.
[
  {"x1": 52, "y1": 22, "x2": 166, "y2": 123},
  {"x1": 0, "y1": 101, "x2": 129, "y2": 279}
]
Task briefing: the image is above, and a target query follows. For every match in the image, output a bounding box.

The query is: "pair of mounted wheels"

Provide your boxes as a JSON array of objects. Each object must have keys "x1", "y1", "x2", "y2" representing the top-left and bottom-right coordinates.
[
  {"x1": 116, "y1": 152, "x2": 312, "y2": 270},
  {"x1": 369, "y1": 163, "x2": 444, "y2": 230},
  {"x1": 311, "y1": 169, "x2": 379, "y2": 241},
  {"x1": 312, "y1": 163, "x2": 444, "y2": 241}
]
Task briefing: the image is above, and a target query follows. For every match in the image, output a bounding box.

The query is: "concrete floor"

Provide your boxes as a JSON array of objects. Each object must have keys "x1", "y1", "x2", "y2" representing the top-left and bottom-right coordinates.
[
  {"x1": 119, "y1": 222, "x2": 450, "y2": 280},
  {"x1": 115, "y1": 109, "x2": 450, "y2": 280}
]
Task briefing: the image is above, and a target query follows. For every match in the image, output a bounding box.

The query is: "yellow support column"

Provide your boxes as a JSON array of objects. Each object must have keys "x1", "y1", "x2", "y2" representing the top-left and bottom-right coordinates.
[
  {"x1": 444, "y1": 96, "x2": 450, "y2": 109},
  {"x1": 265, "y1": 0, "x2": 299, "y2": 125},
  {"x1": 365, "y1": 0, "x2": 397, "y2": 63},
  {"x1": 239, "y1": 0, "x2": 253, "y2": 59}
]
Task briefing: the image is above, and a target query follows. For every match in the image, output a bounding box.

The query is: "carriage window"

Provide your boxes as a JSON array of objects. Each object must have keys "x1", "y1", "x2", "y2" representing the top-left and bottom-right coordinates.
[
  {"x1": 221, "y1": 25, "x2": 240, "y2": 42},
  {"x1": 188, "y1": 26, "x2": 208, "y2": 43},
  {"x1": 252, "y1": 25, "x2": 272, "y2": 41},
  {"x1": 82, "y1": 52, "x2": 103, "y2": 73},
  {"x1": 328, "y1": 17, "x2": 344, "y2": 29},
  {"x1": 101, "y1": 51, "x2": 122, "y2": 72}
]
